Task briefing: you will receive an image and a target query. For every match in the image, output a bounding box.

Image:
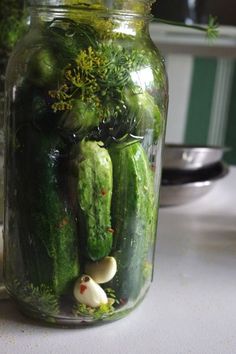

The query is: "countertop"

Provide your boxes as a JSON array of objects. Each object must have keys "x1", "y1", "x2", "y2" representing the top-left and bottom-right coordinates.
[{"x1": 0, "y1": 167, "x2": 236, "y2": 354}]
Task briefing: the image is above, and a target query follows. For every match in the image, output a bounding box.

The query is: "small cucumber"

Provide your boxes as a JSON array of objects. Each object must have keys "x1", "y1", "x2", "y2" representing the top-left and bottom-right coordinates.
[
  {"x1": 26, "y1": 49, "x2": 58, "y2": 87},
  {"x1": 59, "y1": 99, "x2": 99, "y2": 142},
  {"x1": 124, "y1": 90, "x2": 163, "y2": 142},
  {"x1": 75, "y1": 140, "x2": 113, "y2": 261},
  {"x1": 108, "y1": 141, "x2": 156, "y2": 302}
]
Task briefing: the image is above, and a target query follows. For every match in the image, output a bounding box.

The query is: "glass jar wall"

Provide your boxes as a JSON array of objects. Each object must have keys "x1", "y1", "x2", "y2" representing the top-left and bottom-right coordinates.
[{"x1": 3, "y1": 0, "x2": 168, "y2": 325}]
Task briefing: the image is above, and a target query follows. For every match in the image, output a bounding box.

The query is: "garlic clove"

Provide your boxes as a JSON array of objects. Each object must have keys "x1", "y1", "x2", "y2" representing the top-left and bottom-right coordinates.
[
  {"x1": 74, "y1": 275, "x2": 108, "y2": 308},
  {"x1": 85, "y1": 256, "x2": 117, "y2": 284}
]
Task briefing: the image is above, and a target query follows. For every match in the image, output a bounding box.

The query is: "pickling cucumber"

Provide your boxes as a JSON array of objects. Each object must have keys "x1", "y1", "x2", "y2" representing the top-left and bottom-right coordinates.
[
  {"x1": 75, "y1": 140, "x2": 113, "y2": 261},
  {"x1": 13, "y1": 128, "x2": 80, "y2": 296},
  {"x1": 124, "y1": 90, "x2": 163, "y2": 142},
  {"x1": 59, "y1": 99, "x2": 100, "y2": 142},
  {"x1": 108, "y1": 141, "x2": 156, "y2": 302}
]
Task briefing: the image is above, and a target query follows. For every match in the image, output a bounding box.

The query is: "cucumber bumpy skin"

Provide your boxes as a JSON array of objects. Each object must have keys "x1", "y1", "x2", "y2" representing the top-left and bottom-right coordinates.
[
  {"x1": 75, "y1": 140, "x2": 113, "y2": 261},
  {"x1": 8, "y1": 128, "x2": 80, "y2": 296},
  {"x1": 108, "y1": 141, "x2": 156, "y2": 302},
  {"x1": 124, "y1": 90, "x2": 163, "y2": 142}
]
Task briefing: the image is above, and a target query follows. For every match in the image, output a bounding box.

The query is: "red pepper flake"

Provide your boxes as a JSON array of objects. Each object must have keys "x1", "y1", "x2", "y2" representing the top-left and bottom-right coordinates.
[
  {"x1": 107, "y1": 228, "x2": 114, "y2": 234},
  {"x1": 80, "y1": 284, "x2": 87, "y2": 295},
  {"x1": 59, "y1": 218, "x2": 68, "y2": 228},
  {"x1": 101, "y1": 189, "x2": 107, "y2": 196},
  {"x1": 119, "y1": 298, "x2": 127, "y2": 305}
]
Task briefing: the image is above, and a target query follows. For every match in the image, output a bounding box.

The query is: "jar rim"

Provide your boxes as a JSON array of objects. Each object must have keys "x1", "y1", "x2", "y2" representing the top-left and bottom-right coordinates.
[
  {"x1": 28, "y1": 0, "x2": 155, "y2": 15},
  {"x1": 30, "y1": 6, "x2": 153, "y2": 21}
]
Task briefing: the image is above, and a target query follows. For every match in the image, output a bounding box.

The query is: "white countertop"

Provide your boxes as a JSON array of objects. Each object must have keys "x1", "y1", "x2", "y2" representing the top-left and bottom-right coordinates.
[{"x1": 0, "y1": 167, "x2": 236, "y2": 354}]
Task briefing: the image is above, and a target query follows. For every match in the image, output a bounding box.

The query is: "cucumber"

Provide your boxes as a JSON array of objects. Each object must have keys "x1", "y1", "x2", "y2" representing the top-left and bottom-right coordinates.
[
  {"x1": 59, "y1": 99, "x2": 99, "y2": 142},
  {"x1": 75, "y1": 140, "x2": 113, "y2": 261},
  {"x1": 107, "y1": 141, "x2": 156, "y2": 302},
  {"x1": 13, "y1": 128, "x2": 80, "y2": 296},
  {"x1": 26, "y1": 48, "x2": 58, "y2": 87},
  {"x1": 124, "y1": 90, "x2": 163, "y2": 142}
]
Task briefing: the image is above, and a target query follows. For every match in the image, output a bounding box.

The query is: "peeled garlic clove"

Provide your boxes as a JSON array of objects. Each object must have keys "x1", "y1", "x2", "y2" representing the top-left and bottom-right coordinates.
[
  {"x1": 85, "y1": 256, "x2": 117, "y2": 284},
  {"x1": 74, "y1": 275, "x2": 108, "y2": 308}
]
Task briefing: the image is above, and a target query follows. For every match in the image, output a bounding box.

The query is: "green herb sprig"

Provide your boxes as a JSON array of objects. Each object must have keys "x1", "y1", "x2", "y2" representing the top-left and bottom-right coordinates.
[
  {"x1": 73, "y1": 288, "x2": 119, "y2": 320},
  {"x1": 153, "y1": 15, "x2": 219, "y2": 40},
  {"x1": 49, "y1": 43, "x2": 149, "y2": 119},
  {"x1": 0, "y1": 0, "x2": 28, "y2": 54},
  {"x1": 8, "y1": 279, "x2": 59, "y2": 316}
]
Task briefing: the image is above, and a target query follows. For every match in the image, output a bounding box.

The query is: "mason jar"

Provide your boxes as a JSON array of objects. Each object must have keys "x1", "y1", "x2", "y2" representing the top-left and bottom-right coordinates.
[{"x1": 3, "y1": 0, "x2": 168, "y2": 326}]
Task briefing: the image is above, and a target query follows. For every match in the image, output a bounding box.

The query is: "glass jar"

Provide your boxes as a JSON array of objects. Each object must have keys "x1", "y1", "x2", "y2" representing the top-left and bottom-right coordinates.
[{"x1": 3, "y1": 0, "x2": 168, "y2": 326}]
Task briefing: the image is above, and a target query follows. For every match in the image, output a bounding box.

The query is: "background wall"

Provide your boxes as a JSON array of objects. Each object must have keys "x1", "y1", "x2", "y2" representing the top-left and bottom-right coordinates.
[
  {"x1": 165, "y1": 55, "x2": 236, "y2": 165},
  {"x1": 150, "y1": 24, "x2": 236, "y2": 165}
]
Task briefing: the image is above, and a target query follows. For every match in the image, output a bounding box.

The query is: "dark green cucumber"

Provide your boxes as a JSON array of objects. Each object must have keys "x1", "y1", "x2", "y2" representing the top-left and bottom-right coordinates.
[
  {"x1": 75, "y1": 140, "x2": 113, "y2": 261},
  {"x1": 59, "y1": 99, "x2": 99, "y2": 142},
  {"x1": 13, "y1": 128, "x2": 80, "y2": 296},
  {"x1": 108, "y1": 141, "x2": 156, "y2": 302},
  {"x1": 26, "y1": 48, "x2": 58, "y2": 87}
]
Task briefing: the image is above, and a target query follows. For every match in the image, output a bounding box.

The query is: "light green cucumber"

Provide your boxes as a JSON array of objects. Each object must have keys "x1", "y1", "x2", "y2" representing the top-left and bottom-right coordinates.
[
  {"x1": 76, "y1": 140, "x2": 113, "y2": 261},
  {"x1": 124, "y1": 90, "x2": 163, "y2": 142}
]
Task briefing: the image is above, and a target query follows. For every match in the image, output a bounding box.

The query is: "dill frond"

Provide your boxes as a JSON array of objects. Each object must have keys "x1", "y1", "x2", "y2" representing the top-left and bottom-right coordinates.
[
  {"x1": 9, "y1": 279, "x2": 59, "y2": 315},
  {"x1": 153, "y1": 15, "x2": 219, "y2": 41}
]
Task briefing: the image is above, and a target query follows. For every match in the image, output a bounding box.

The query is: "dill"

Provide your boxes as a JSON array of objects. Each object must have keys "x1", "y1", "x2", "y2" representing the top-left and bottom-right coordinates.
[
  {"x1": 73, "y1": 288, "x2": 119, "y2": 320},
  {"x1": 49, "y1": 42, "x2": 149, "y2": 121},
  {"x1": 9, "y1": 279, "x2": 59, "y2": 316},
  {"x1": 153, "y1": 15, "x2": 219, "y2": 41}
]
